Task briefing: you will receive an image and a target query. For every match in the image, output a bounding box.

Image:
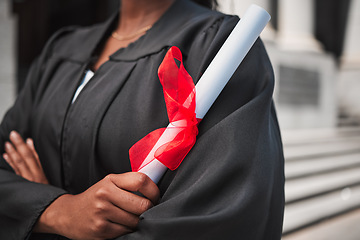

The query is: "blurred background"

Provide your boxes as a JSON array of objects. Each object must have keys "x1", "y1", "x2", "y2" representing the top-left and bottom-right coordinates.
[
  {"x1": 0, "y1": 0, "x2": 359, "y2": 239},
  {"x1": 221, "y1": 1, "x2": 360, "y2": 239}
]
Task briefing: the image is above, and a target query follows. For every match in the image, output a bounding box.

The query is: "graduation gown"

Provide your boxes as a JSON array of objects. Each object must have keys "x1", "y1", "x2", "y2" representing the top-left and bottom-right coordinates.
[{"x1": 0, "y1": 0, "x2": 285, "y2": 239}]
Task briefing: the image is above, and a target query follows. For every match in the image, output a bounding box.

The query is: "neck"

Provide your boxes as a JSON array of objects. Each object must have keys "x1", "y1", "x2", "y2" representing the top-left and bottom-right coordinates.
[{"x1": 117, "y1": 0, "x2": 175, "y2": 34}]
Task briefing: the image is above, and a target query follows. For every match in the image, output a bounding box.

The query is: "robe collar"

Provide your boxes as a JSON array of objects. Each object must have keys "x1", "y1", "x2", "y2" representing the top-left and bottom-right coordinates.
[
  {"x1": 109, "y1": 0, "x2": 189, "y2": 61},
  {"x1": 59, "y1": 0, "x2": 215, "y2": 63}
]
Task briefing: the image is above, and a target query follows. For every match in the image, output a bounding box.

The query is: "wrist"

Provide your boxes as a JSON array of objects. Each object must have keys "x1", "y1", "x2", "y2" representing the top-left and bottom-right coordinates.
[{"x1": 33, "y1": 194, "x2": 73, "y2": 235}]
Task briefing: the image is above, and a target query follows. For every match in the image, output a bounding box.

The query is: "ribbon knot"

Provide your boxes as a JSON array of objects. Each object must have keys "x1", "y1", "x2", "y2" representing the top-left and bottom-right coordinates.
[{"x1": 129, "y1": 46, "x2": 200, "y2": 172}]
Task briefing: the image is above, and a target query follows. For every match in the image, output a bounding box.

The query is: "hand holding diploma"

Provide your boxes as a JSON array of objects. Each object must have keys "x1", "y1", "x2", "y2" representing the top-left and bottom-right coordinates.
[
  {"x1": 130, "y1": 5, "x2": 271, "y2": 183},
  {"x1": 3, "y1": 131, "x2": 160, "y2": 239},
  {"x1": 33, "y1": 172, "x2": 159, "y2": 239}
]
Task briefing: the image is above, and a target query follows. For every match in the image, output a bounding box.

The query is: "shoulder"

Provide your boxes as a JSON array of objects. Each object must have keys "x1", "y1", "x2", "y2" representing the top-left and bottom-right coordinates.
[
  {"x1": 175, "y1": 0, "x2": 238, "y2": 24},
  {"x1": 160, "y1": 1, "x2": 241, "y2": 61},
  {"x1": 168, "y1": 0, "x2": 240, "y2": 43},
  {"x1": 40, "y1": 17, "x2": 114, "y2": 62}
]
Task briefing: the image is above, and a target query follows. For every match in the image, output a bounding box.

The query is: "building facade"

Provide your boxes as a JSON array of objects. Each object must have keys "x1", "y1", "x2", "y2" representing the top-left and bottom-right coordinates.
[{"x1": 219, "y1": 0, "x2": 360, "y2": 129}]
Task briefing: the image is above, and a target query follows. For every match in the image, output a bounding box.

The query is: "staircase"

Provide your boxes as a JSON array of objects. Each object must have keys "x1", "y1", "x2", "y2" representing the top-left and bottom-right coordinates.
[{"x1": 281, "y1": 127, "x2": 360, "y2": 238}]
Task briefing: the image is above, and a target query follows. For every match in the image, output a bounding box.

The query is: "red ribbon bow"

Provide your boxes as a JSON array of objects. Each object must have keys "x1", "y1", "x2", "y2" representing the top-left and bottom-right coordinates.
[{"x1": 129, "y1": 46, "x2": 200, "y2": 172}]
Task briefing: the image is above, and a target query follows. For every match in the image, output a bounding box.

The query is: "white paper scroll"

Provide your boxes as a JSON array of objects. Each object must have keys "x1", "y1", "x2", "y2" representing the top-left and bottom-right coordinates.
[{"x1": 139, "y1": 5, "x2": 271, "y2": 183}]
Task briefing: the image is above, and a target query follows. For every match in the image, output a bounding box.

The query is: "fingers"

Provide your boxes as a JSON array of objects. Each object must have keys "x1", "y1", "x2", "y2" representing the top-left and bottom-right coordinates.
[
  {"x1": 2, "y1": 152, "x2": 20, "y2": 175},
  {"x1": 9, "y1": 131, "x2": 40, "y2": 172},
  {"x1": 103, "y1": 202, "x2": 140, "y2": 229},
  {"x1": 26, "y1": 138, "x2": 41, "y2": 167},
  {"x1": 3, "y1": 131, "x2": 48, "y2": 184},
  {"x1": 83, "y1": 198, "x2": 137, "y2": 236},
  {"x1": 99, "y1": 184, "x2": 153, "y2": 216},
  {"x1": 34, "y1": 193, "x2": 134, "y2": 240},
  {"x1": 109, "y1": 172, "x2": 160, "y2": 205},
  {"x1": 4, "y1": 140, "x2": 32, "y2": 180},
  {"x1": 93, "y1": 172, "x2": 160, "y2": 220},
  {"x1": 26, "y1": 138, "x2": 41, "y2": 165}
]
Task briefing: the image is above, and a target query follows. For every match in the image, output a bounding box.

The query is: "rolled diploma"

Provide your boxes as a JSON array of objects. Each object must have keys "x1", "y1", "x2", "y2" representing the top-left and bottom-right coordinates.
[{"x1": 139, "y1": 4, "x2": 271, "y2": 183}]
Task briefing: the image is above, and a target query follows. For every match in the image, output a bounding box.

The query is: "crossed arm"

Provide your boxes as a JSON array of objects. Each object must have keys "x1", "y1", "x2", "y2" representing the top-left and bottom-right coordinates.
[
  {"x1": 2, "y1": 131, "x2": 160, "y2": 240},
  {"x1": 3, "y1": 131, "x2": 48, "y2": 184}
]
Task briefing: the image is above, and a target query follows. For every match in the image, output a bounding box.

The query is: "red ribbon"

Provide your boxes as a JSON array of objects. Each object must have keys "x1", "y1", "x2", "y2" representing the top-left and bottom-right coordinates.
[{"x1": 129, "y1": 46, "x2": 200, "y2": 172}]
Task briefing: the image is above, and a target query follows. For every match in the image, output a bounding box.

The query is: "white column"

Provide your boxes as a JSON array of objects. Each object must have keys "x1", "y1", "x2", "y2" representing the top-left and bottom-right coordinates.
[
  {"x1": 341, "y1": 0, "x2": 360, "y2": 69},
  {"x1": 278, "y1": 0, "x2": 322, "y2": 52},
  {"x1": 0, "y1": 0, "x2": 16, "y2": 119},
  {"x1": 337, "y1": 0, "x2": 360, "y2": 125}
]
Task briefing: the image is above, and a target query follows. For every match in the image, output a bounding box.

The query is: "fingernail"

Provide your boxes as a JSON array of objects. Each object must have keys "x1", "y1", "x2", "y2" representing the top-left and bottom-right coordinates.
[
  {"x1": 4, "y1": 142, "x2": 12, "y2": 151},
  {"x1": 26, "y1": 138, "x2": 32, "y2": 145},
  {"x1": 2, "y1": 153, "x2": 8, "y2": 161},
  {"x1": 10, "y1": 131, "x2": 20, "y2": 140}
]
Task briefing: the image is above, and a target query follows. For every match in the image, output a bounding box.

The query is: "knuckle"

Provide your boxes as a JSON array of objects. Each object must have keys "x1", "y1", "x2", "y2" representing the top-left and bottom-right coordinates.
[
  {"x1": 92, "y1": 219, "x2": 108, "y2": 233},
  {"x1": 13, "y1": 156, "x2": 23, "y2": 165},
  {"x1": 104, "y1": 173, "x2": 115, "y2": 183},
  {"x1": 14, "y1": 142, "x2": 26, "y2": 151},
  {"x1": 94, "y1": 201, "x2": 107, "y2": 213},
  {"x1": 22, "y1": 150, "x2": 33, "y2": 159},
  {"x1": 139, "y1": 198, "x2": 153, "y2": 212},
  {"x1": 131, "y1": 216, "x2": 140, "y2": 228},
  {"x1": 94, "y1": 187, "x2": 109, "y2": 199},
  {"x1": 135, "y1": 173, "x2": 148, "y2": 187}
]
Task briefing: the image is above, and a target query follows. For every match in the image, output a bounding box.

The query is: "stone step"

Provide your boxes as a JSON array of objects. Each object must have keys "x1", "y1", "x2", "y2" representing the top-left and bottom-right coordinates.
[
  {"x1": 284, "y1": 133, "x2": 360, "y2": 146},
  {"x1": 283, "y1": 137, "x2": 360, "y2": 161},
  {"x1": 285, "y1": 166, "x2": 360, "y2": 203},
  {"x1": 285, "y1": 152, "x2": 360, "y2": 179},
  {"x1": 281, "y1": 127, "x2": 360, "y2": 145},
  {"x1": 282, "y1": 127, "x2": 360, "y2": 236},
  {"x1": 283, "y1": 185, "x2": 360, "y2": 234},
  {"x1": 282, "y1": 208, "x2": 360, "y2": 240}
]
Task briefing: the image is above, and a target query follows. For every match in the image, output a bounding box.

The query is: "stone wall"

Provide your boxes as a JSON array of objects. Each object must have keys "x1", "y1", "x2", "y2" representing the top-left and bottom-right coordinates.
[{"x1": 0, "y1": 0, "x2": 16, "y2": 120}]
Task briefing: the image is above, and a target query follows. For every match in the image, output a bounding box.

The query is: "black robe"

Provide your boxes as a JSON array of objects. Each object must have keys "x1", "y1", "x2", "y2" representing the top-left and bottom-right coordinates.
[{"x1": 0, "y1": 0, "x2": 285, "y2": 239}]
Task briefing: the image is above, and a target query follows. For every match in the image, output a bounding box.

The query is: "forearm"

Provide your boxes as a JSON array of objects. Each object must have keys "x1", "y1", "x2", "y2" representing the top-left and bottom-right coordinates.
[
  {"x1": 0, "y1": 168, "x2": 67, "y2": 239},
  {"x1": 33, "y1": 194, "x2": 73, "y2": 235}
]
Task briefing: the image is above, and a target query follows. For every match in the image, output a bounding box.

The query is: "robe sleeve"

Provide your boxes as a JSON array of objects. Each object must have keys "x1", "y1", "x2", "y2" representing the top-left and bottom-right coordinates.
[
  {"x1": 0, "y1": 31, "x2": 68, "y2": 240},
  {"x1": 119, "y1": 17, "x2": 285, "y2": 240}
]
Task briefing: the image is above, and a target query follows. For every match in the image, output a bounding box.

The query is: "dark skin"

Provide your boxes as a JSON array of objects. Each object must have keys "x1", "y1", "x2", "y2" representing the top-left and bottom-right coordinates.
[
  {"x1": 2, "y1": 0, "x2": 176, "y2": 239},
  {"x1": 93, "y1": 0, "x2": 175, "y2": 71},
  {"x1": 4, "y1": 131, "x2": 159, "y2": 239}
]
